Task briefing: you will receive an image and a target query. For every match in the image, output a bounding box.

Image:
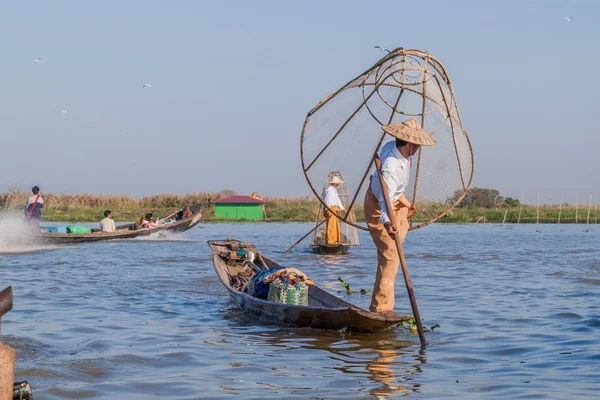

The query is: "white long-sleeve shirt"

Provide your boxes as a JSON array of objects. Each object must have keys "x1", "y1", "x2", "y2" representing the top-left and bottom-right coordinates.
[
  {"x1": 322, "y1": 185, "x2": 345, "y2": 211},
  {"x1": 370, "y1": 140, "x2": 411, "y2": 224}
]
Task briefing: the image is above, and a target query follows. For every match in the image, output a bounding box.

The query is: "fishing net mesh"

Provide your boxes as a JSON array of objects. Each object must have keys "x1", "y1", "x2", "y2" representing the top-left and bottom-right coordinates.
[
  {"x1": 301, "y1": 49, "x2": 473, "y2": 230},
  {"x1": 311, "y1": 171, "x2": 360, "y2": 246}
]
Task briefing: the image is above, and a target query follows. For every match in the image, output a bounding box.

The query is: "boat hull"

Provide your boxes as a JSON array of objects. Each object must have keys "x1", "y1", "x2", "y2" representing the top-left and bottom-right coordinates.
[
  {"x1": 208, "y1": 239, "x2": 410, "y2": 333},
  {"x1": 310, "y1": 244, "x2": 350, "y2": 255},
  {"x1": 38, "y1": 213, "x2": 202, "y2": 244}
]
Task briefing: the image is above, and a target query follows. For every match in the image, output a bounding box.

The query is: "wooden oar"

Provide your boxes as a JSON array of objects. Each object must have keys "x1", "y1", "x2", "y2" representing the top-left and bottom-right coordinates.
[
  {"x1": 375, "y1": 155, "x2": 427, "y2": 346},
  {"x1": 158, "y1": 209, "x2": 181, "y2": 225},
  {"x1": 283, "y1": 220, "x2": 325, "y2": 254}
]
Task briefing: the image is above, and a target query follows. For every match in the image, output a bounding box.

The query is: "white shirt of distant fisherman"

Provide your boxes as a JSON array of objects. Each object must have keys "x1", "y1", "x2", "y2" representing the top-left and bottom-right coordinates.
[
  {"x1": 370, "y1": 140, "x2": 411, "y2": 225},
  {"x1": 100, "y1": 217, "x2": 116, "y2": 233},
  {"x1": 26, "y1": 195, "x2": 44, "y2": 207},
  {"x1": 322, "y1": 185, "x2": 345, "y2": 210}
]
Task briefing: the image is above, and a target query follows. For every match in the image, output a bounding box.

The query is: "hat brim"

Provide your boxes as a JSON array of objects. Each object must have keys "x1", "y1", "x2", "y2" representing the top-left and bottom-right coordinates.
[{"x1": 382, "y1": 121, "x2": 437, "y2": 146}]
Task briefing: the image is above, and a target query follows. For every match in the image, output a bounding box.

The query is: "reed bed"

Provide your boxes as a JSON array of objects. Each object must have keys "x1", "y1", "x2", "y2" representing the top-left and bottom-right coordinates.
[
  {"x1": 0, "y1": 191, "x2": 595, "y2": 224},
  {"x1": 439, "y1": 206, "x2": 597, "y2": 224},
  {"x1": 0, "y1": 191, "x2": 227, "y2": 222}
]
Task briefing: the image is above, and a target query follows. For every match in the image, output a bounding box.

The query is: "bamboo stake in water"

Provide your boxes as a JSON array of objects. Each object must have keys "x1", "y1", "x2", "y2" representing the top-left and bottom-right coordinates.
[
  {"x1": 536, "y1": 192, "x2": 540, "y2": 228},
  {"x1": 576, "y1": 193, "x2": 579, "y2": 224},
  {"x1": 517, "y1": 192, "x2": 524, "y2": 224},
  {"x1": 558, "y1": 193, "x2": 563, "y2": 224},
  {"x1": 587, "y1": 193, "x2": 592, "y2": 224}
]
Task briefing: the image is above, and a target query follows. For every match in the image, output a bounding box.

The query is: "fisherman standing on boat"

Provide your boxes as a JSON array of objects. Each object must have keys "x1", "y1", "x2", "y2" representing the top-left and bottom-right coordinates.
[
  {"x1": 365, "y1": 120, "x2": 436, "y2": 314},
  {"x1": 322, "y1": 175, "x2": 345, "y2": 244},
  {"x1": 24, "y1": 186, "x2": 44, "y2": 228}
]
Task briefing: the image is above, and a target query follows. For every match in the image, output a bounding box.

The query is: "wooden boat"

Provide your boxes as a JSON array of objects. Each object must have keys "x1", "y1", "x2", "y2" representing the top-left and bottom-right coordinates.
[
  {"x1": 310, "y1": 242, "x2": 350, "y2": 255},
  {"x1": 208, "y1": 239, "x2": 411, "y2": 333},
  {"x1": 38, "y1": 211, "x2": 202, "y2": 244}
]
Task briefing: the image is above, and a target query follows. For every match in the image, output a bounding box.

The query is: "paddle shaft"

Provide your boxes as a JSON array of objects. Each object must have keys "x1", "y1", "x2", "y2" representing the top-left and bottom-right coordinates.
[
  {"x1": 375, "y1": 155, "x2": 427, "y2": 346},
  {"x1": 283, "y1": 220, "x2": 325, "y2": 254},
  {"x1": 158, "y1": 209, "x2": 181, "y2": 224}
]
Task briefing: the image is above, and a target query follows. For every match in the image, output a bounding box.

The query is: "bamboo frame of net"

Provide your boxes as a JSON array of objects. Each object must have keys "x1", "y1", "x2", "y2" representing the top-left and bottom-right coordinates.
[{"x1": 300, "y1": 48, "x2": 474, "y2": 231}]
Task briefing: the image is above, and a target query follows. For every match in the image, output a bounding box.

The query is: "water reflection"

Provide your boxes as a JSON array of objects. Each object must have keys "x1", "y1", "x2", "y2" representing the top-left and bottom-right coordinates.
[
  {"x1": 222, "y1": 305, "x2": 424, "y2": 397},
  {"x1": 318, "y1": 254, "x2": 347, "y2": 266},
  {"x1": 367, "y1": 347, "x2": 406, "y2": 397}
]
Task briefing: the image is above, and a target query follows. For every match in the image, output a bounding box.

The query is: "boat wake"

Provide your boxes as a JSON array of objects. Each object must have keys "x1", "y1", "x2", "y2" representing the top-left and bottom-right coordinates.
[
  {"x1": 0, "y1": 214, "x2": 60, "y2": 254},
  {"x1": 126, "y1": 231, "x2": 191, "y2": 242}
]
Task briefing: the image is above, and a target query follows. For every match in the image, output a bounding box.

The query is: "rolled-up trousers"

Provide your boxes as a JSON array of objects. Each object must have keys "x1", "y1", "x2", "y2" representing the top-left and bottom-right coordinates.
[{"x1": 364, "y1": 187, "x2": 409, "y2": 312}]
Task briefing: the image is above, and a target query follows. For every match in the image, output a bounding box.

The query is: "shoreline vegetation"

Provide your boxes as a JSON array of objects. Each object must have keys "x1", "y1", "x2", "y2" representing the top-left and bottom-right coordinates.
[{"x1": 1, "y1": 190, "x2": 597, "y2": 224}]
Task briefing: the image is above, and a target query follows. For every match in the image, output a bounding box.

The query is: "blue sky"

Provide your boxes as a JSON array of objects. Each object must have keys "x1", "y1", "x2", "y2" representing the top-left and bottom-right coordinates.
[{"x1": 0, "y1": 0, "x2": 598, "y2": 204}]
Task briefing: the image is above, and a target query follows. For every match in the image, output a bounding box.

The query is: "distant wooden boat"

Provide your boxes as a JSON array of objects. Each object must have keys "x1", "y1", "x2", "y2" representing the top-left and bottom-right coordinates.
[
  {"x1": 208, "y1": 239, "x2": 411, "y2": 333},
  {"x1": 38, "y1": 211, "x2": 202, "y2": 244},
  {"x1": 310, "y1": 243, "x2": 350, "y2": 255}
]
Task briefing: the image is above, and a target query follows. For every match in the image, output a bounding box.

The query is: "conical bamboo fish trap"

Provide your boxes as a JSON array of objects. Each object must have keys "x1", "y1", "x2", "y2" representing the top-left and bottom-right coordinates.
[
  {"x1": 311, "y1": 171, "x2": 360, "y2": 249},
  {"x1": 301, "y1": 48, "x2": 474, "y2": 230}
]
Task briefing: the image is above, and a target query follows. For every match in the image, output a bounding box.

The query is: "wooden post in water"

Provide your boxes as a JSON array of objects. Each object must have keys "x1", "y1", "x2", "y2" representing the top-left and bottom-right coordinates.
[
  {"x1": 558, "y1": 193, "x2": 563, "y2": 224},
  {"x1": 517, "y1": 192, "x2": 524, "y2": 224},
  {"x1": 502, "y1": 209, "x2": 508, "y2": 225},
  {"x1": 375, "y1": 155, "x2": 426, "y2": 346},
  {"x1": 587, "y1": 193, "x2": 592, "y2": 224},
  {"x1": 535, "y1": 192, "x2": 541, "y2": 230},
  {"x1": 0, "y1": 286, "x2": 14, "y2": 400},
  {"x1": 575, "y1": 193, "x2": 579, "y2": 224}
]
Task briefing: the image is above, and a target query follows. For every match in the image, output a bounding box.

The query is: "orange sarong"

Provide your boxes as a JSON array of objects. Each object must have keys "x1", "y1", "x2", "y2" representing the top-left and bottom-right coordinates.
[{"x1": 325, "y1": 206, "x2": 341, "y2": 244}]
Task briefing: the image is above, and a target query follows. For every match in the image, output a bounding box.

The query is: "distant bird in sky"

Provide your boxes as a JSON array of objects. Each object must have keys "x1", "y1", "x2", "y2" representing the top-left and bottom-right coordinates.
[
  {"x1": 61, "y1": 109, "x2": 67, "y2": 114},
  {"x1": 34, "y1": 57, "x2": 42, "y2": 62},
  {"x1": 564, "y1": 16, "x2": 572, "y2": 22},
  {"x1": 142, "y1": 84, "x2": 152, "y2": 88},
  {"x1": 374, "y1": 46, "x2": 391, "y2": 53}
]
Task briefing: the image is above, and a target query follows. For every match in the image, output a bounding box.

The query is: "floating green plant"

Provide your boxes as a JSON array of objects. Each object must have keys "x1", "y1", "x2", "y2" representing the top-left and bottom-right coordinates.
[
  {"x1": 398, "y1": 319, "x2": 440, "y2": 333},
  {"x1": 337, "y1": 277, "x2": 352, "y2": 295}
]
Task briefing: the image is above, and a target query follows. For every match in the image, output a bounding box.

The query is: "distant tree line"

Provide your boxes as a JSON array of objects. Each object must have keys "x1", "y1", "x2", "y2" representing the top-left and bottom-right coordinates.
[{"x1": 448, "y1": 187, "x2": 521, "y2": 209}]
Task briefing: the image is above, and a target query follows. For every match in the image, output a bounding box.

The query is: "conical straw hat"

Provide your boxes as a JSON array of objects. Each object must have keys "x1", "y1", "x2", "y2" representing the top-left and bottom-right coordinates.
[
  {"x1": 382, "y1": 119, "x2": 436, "y2": 146},
  {"x1": 330, "y1": 176, "x2": 344, "y2": 184}
]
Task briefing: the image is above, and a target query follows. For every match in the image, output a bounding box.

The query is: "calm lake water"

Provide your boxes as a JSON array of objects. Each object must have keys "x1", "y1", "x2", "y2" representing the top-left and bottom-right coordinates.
[{"x1": 1, "y1": 222, "x2": 599, "y2": 399}]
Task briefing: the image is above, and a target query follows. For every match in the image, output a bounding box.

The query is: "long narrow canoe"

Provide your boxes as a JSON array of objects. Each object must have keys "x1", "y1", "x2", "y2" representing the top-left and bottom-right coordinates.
[
  {"x1": 38, "y1": 212, "x2": 202, "y2": 244},
  {"x1": 208, "y1": 239, "x2": 411, "y2": 333}
]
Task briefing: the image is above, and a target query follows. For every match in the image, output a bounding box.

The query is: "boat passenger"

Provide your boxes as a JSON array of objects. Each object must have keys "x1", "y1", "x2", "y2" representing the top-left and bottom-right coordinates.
[
  {"x1": 24, "y1": 186, "x2": 44, "y2": 228},
  {"x1": 140, "y1": 213, "x2": 158, "y2": 228},
  {"x1": 322, "y1": 176, "x2": 345, "y2": 244},
  {"x1": 100, "y1": 210, "x2": 116, "y2": 233},
  {"x1": 365, "y1": 120, "x2": 435, "y2": 314},
  {"x1": 176, "y1": 206, "x2": 194, "y2": 221}
]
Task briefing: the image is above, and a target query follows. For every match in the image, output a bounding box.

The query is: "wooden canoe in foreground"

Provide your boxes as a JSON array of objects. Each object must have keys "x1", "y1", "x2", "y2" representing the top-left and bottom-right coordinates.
[
  {"x1": 208, "y1": 239, "x2": 411, "y2": 333},
  {"x1": 38, "y1": 212, "x2": 202, "y2": 244}
]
